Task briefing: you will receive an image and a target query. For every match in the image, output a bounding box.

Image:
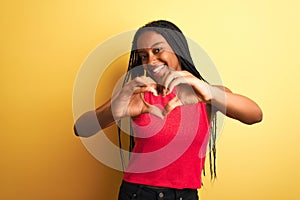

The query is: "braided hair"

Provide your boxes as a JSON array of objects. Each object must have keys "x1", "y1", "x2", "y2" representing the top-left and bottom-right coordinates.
[{"x1": 119, "y1": 20, "x2": 217, "y2": 179}]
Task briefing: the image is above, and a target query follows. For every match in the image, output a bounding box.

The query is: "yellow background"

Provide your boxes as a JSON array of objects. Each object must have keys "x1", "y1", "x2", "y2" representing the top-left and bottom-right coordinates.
[{"x1": 1, "y1": 0, "x2": 299, "y2": 199}]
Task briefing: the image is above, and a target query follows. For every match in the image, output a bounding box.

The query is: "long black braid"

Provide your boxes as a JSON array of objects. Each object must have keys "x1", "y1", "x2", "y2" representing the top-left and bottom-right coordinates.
[{"x1": 118, "y1": 20, "x2": 217, "y2": 179}]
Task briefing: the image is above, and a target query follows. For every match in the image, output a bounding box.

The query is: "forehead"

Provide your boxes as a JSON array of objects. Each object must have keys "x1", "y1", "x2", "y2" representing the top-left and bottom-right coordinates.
[{"x1": 136, "y1": 31, "x2": 168, "y2": 49}]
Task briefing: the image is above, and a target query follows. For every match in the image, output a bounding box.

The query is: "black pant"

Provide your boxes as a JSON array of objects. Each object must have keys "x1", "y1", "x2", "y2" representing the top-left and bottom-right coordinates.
[{"x1": 118, "y1": 181, "x2": 199, "y2": 200}]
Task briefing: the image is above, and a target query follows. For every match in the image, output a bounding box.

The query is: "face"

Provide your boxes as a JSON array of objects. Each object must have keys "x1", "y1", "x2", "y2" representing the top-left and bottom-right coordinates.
[{"x1": 136, "y1": 31, "x2": 182, "y2": 82}]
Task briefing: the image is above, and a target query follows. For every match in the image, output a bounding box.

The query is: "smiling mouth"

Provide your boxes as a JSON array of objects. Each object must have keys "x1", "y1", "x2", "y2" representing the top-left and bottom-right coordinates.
[{"x1": 152, "y1": 65, "x2": 166, "y2": 74}]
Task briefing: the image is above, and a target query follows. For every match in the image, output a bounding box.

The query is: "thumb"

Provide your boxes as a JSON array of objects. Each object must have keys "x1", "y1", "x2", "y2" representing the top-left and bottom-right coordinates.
[
  {"x1": 139, "y1": 93, "x2": 164, "y2": 119},
  {"x1": 162, "y1": 96, "x2": 183, "y2": 116},
  {"x1": 148, "y1": 105, "x2": 164, "y2": 119}
]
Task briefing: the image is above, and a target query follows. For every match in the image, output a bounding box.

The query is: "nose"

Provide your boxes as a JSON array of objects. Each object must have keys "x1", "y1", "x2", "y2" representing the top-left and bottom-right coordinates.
[{"x1": 146, "y1": 52, "x2": 158, "y2": 66}]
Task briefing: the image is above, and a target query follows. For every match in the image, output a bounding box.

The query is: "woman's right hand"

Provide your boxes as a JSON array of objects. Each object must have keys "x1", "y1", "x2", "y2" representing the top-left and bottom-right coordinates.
[
  {"x1": 111, "y1": 76, "x2": 165, "y2": 119},
  {"x1": 74, "y1": 76, "x2": 164, "y2": 137}
]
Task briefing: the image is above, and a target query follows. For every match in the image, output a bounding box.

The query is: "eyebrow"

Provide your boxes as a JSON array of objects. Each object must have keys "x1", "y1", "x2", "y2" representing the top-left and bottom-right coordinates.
[
  {"x1": 137, "y1": 41, "x2": 165, "y2": 53},
  {"x1": 151, "y1": 41, "x2": 164, "y2": 48}
]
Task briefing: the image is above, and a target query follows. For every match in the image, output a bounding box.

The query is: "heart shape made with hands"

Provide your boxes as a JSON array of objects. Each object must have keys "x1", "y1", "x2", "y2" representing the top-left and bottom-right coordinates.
[{"x1": 140, "y1": 83, "x2": 202, "y2": 119}]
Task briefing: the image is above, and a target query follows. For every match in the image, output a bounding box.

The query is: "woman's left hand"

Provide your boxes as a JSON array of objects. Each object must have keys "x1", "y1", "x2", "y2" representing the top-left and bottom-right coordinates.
[
  {"x1": 159, "y1": 69, "x2": 211, "y2": 116},
  {"x1": 161, "y1": 69, "x2": 263, "y2": 124},
  {"x1": 163, "y1": 69, "x2": 213, "y2": 103}
]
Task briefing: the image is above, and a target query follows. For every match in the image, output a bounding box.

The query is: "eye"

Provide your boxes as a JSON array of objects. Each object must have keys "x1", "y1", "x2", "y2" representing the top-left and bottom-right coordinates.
[
  {"x1": 138, "y1": 53, "x2": 148, "y2": 61},
  {"x1": 153, "y1": 48, "x2": 162, "y2": 54}
]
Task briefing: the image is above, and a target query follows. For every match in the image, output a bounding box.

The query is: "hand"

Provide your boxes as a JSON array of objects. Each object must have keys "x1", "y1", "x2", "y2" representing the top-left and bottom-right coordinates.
[
  {"x1": 161, "y1": 68, "x2": 263, "y2": 124},
  {"x1": 154, "y1": 69, "x2": 213, "y2": 116},
  {"x1": 163, "y1": 69, "x2": 213, "y2": 103},
  {"x1": 111, "y1": 76, "x2": 166, "y2": 119},
  {"x1": 111, "y1": 69, "x2": 213, "y2": 119}
]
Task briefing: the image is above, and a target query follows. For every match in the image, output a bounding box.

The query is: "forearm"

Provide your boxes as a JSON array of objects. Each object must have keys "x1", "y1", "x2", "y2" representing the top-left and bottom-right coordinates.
[
  {"x1": 95, "y1": 100, "x2": 116, "y2": 129},
  {"x1": 209, "y1": 86, "x2": 263, "y2": 125},
  {"x1": 74, "y1": 99, "x2": 116, "y2": 137}
]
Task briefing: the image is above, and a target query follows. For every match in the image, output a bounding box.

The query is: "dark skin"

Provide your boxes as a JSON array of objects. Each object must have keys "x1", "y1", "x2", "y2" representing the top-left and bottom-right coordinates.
[{"x1": 74, "y1": 31, "x2": 262, "y2": 137}]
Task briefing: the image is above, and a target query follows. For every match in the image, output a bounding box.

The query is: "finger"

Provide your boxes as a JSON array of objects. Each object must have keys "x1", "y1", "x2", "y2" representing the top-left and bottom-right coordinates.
[
  {"x1": 134, "y1": 76, "x2": 156, "y2": 86},
  {"x1": 163, "y1": 70, "x2": 179, "y2": 90},
  {"x1": 162, "y1": 96, "x2": 183, "y2": 116},
  {"x1": 179, "y1": 92, "x2": 201, "y2": 104},
  {"x1": 124, "y1": 76, "x2": 157, "y2": 96},
  {"x1": 148, "y1": 105, "x2": 164, "y2": 119},
  {"x1": 134, "y1": 77, "x2": 158, "y2": 95},
  {"x1": 124, "y1": 77, "x2": 153, "y2": 90},
  {"x1": 165, "y1": 70, "x2": 195, "y2": 92},
  {"x1": 133, "y1": 85, "x2": 158, "y2": 96},
  {"x1": 167, "y1": 76, "x2": 188, "y2": 94},
  {"x1": 176, "y1": 85, "x2": 201, "y2": 105},
  {"x1": 139, "y1": 93, "x2": 164, "y2": 118}
]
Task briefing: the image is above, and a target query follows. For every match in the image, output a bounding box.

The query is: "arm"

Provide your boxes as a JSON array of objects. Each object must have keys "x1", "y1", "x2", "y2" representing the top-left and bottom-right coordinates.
[
  {"x1": 208, "y1": 85, "x2": 263, "y2": 124},
  {"x1": 73, "y1": 99, "x2": 116, "y2": 137},
  {"x1": 164, "y1": 70, "x2": 263, "y2": 125},
  {"x1": 74, "y1": 76, "x2": 162, "y2": 137}
]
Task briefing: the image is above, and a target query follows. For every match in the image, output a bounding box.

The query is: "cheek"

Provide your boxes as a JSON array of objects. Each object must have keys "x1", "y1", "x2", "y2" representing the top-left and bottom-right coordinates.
[
  {"x1": 160, "y1": 52, "x2": 174, "y2": 63},
  {"x1": 162, "y1": 53, "x2": 180, "y2": 69}
]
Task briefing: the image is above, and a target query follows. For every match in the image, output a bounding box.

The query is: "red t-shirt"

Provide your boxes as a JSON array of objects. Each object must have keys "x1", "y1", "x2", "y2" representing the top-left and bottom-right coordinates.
[{"x1": 123, "y1": 89, "x2": 210, "y2": 189}]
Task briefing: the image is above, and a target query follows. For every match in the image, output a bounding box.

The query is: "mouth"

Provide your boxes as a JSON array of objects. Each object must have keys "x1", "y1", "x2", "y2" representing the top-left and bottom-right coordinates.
[{"x1": 152, "y1": 65, "x2": 166, "y2": 75}]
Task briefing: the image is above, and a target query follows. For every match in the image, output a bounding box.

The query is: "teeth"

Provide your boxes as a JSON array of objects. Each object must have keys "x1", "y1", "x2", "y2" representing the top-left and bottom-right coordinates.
[{"x1": 153, "y1": 65, "x2": 165, "y2": 73}]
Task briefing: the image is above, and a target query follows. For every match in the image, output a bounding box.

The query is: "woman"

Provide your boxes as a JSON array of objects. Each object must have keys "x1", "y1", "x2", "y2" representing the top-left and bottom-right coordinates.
[{"x1": 74, "y1": 20, "x2": 262, "y2": 200}]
